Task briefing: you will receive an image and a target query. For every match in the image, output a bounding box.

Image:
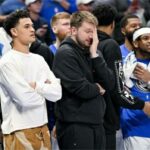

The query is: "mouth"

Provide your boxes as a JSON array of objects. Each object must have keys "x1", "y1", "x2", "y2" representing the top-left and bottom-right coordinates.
[
  {"x1": 67, "y1": 32, "x2": 71, "y2": 36},
  {"x1": 87, "y1": 39, "x2": 93, "y2": 45},
  {"x1": 147, "y1": 45, "x2": 150, "y2": 48},
  {"x1": 31, "y1": 34, "x2": 36, "y2": 38}
]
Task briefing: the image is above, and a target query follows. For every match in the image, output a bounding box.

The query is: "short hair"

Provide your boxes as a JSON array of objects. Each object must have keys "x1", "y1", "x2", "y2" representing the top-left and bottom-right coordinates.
[
  {"x1": 50, "y1": 12, "x2": 71, "y2": 27},
  {"x1": 92, "y1": 4, "x2": 117, "y2": 26},
  {"x1": 70, "y1": 11, "x2": 98, "y2": 28},
  {"x1": 120, "y1": 14, "x2": 139, "y2": 28},
  {"x1": 3, "y1": 9, "x2": 30, "y2": 37}
]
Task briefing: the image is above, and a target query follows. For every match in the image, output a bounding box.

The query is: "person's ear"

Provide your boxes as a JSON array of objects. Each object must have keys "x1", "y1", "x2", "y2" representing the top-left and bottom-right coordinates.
[
  {"x1": 121, "y1": 28, "x2": 126, "y2": 35},
  {"x1": 133, "y1": 40, "x2": 138, "y2": 48},
  {"x1": 10, "y1": 28, "x2": 18, "y2": 37},
  {"x1": 111, "y1": 21, "x2": 115, "y2": 29},
  {"x1": 71, "y1": 26, "x2": 77, "y2": 36},
  {"x1": 52, "y1": 25, "x2": 58, "y2": 34}
]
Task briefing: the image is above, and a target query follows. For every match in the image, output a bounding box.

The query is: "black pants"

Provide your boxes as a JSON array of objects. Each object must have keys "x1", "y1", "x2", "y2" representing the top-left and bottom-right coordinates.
[
  {"x1": 56, "y1": 122, "x2": 105, "y2": 150},
  {"x1": 105, "y1": 132, "x2": 116, "y2": 150}
]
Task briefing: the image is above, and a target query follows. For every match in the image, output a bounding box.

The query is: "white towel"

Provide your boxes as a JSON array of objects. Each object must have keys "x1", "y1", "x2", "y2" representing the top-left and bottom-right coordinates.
[{"x1": 123, "y1": 51, "x2": 150, "y2": 88}]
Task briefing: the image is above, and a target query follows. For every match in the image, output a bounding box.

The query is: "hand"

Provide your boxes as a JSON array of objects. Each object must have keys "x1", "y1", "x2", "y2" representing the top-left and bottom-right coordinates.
[
  {"x1": 52, "y1": 126, "x2": 57, "y2": 138},
  {"x1": 133, "y1": 64, "x2": 150, "y2": 82},
  {"x1": 143, "y1": 101, "x2": 150, "y2": 117},
  {"x1": 90, "y1": 27, "x2": 99, "y2": 58},
  {"x1": 96, "y1": 83, "x2": 105, "y2": 95},
  {"x1": 29, "y1": 82, "x2": 36, "y2": 89},
  {"x1": 36, "y1": 25, "x2": 48, "y2": 37}
]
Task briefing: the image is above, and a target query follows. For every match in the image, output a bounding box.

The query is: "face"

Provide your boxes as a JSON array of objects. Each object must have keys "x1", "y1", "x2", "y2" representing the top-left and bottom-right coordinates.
[
  {"x1": 122, "y1": 18, "x2": 141, "y2": 43},
  {"x1": 78, "y1": 3, "x2": 93, "y2": 12},
  {"x1": 72, "y1": 21, "x2": 94, "y2": 48},
  {"x1": 135, "y1": 34, "x2": 150, "y2": 55},
  {"x1": 11, "y1": 18, "x2": 35, "y2": 45},
  {"x1": 53, "y1": 18, "x2": 71, "y2": 41},
  {"x1": 28, "y1": 0, "x2": 42, "y2": 13}
]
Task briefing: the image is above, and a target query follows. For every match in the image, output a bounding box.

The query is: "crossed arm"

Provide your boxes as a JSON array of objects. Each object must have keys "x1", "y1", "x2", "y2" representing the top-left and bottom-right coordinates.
[{"x1": 0, "y1": 60, "x2": 62, "y2": 108}]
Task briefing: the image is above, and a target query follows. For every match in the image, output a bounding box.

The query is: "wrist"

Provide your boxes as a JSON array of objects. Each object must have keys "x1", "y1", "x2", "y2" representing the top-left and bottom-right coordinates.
[{"x1": 91, "y1": 52, "x2": 99, "y2": 58}]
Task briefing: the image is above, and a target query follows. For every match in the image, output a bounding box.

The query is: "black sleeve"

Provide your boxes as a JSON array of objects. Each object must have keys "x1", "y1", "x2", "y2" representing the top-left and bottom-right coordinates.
[
  {"x1": 113, "y1": 60, "x2": 144, "y2": 109},
  {"x1": 45, "y1": 46, "x2": 54, "y2": 69},
  {"x1": 92, "y1": 52, "x2": 115, "y2": 91},
  {"x1": 52, "y1": 49, "x2": 100, "y2": 100},
  {"x1": 99, "y1": 40, "x2": 144, "y2": 110}
]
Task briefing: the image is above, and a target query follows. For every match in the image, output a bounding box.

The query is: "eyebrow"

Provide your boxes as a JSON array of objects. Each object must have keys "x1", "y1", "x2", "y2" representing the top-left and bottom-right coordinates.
[{"x1": 140, "y1": 35, "x2": 150, "y2": 37}]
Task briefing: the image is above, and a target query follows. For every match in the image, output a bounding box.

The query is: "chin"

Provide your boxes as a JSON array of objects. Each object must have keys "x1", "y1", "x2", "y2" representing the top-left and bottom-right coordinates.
[
  {"x1": 31, "y1": 38, "x2": 36, "y2": 42},
  {"x1": 86, "y1": 44, "x2": 91, "y2": 48},
  {"x1": 84, "y1": 45, "x2": 90, "y2": 49}
]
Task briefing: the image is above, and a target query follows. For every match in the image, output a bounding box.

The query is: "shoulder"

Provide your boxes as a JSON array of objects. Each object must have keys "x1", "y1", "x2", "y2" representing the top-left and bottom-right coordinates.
[
  {"x1": 124, "y1": 51, "x2": 136, "y2": 64},
  {"x1": 99, "y1": 39, "x2": 120, "y2": 55},
  {"x1": 30, "y1": 52, "x2": 45, "y2": 61},
  {"x1": 29, "y1": 53, "x2": 49, "y2": 68},
  {"x1": 120, "y1": 44, "x2": 124, "y2": 49},
  {"x1": 105, "y1": 39, "x2": 119, "y2": 47},
  {"x1": 125, "y1": 51, "x2": 135, "y2": 60},
  {"x1": 56, "y1": 45, "x2": 75, "y2": 57},
  {"x1": 99, "y1": 38, "x2": 119, "y2": 49},
  {"x1": 0, "y1": 50, "x2": 13, "y2": 65},
  {"x1": 0, "y1": 51, "x2": 18, "y2": 72},
  {"x1": 54, "y1": 46, "x2": 79, "y2": 66}
]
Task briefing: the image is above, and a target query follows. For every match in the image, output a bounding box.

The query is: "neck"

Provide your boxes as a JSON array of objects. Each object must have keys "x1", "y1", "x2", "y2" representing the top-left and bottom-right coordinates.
[
  {"x1": 29, "y1": 11, "x2": 39, "y2": 21},
  {"x1": 12, "y1": 41, "x2": 30, "y2": 54},
  {"x1": 136, "y1": 51, "x2": 150, "y2": 59},
  {"x1": 97, "y1": 26, "x2": 112, "y2": 36},
  {"x1": 54, "y1": 38, "x2": 61, "y2": 49},
  {"x1": 124, "y1": 38, "x2": 133, "y2": 51},
  {"x1": 71, "y1": 36, "x2": 77, "y2": 44}
]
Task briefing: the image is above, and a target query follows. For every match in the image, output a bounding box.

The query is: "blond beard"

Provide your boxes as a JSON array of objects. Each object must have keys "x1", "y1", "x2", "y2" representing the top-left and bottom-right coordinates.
[{"x1": 57, "y1": 32, "x2": 68, "y2": 42}]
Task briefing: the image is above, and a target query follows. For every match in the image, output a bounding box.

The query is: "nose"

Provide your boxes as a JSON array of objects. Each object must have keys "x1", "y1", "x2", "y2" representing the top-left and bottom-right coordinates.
[
  {"x1": 67, "y1": 24, "x2": 71, "y2": 29},
  {"x1": 89, "y1": 34, "x2": 93, "y2": 39},
  {"x1": 68, "y1": 27, "x2": 71, "y2": 32},
  {"x1": 147, "y1": 37, "x2": 150, "y2": 42},
  {"x1": 136, "y1": 26, "x2": 140, "y2": 29},
  {"x1": 136, "y1": 24, "x2": 141, "y2": 29},
  {"x1": 31, "y1": 26, "x2": 35, "y2": 32}
]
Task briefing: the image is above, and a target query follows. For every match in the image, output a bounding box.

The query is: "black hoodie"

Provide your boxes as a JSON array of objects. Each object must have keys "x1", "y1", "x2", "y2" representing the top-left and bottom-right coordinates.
[{"x1": 53, "y1": 37, "x2": 115, "y2": 124}]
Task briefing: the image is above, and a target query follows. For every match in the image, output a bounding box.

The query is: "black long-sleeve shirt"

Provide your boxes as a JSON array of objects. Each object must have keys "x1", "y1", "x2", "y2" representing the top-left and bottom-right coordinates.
[{"x1": 97, "y1": 30, "x2": 144, "y2": 131}]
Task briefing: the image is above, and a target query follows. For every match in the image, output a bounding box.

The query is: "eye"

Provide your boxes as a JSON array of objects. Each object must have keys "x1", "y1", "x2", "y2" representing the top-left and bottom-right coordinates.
[
  {"x1": 85, "y1": 30, "x2": 93, "y2": 34},
  {"x1": 140, "y1": 36, "x2": 150, "y2": 41},
  {"x1": 62, "y1": 23, "x2": 70, "y2": 26},
  {"x1": 24, "y1": 25, "x2": 30, "y2": 29},
  {"x1": 24, "y1": 24, "x2": 34, "y2": 29}
]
